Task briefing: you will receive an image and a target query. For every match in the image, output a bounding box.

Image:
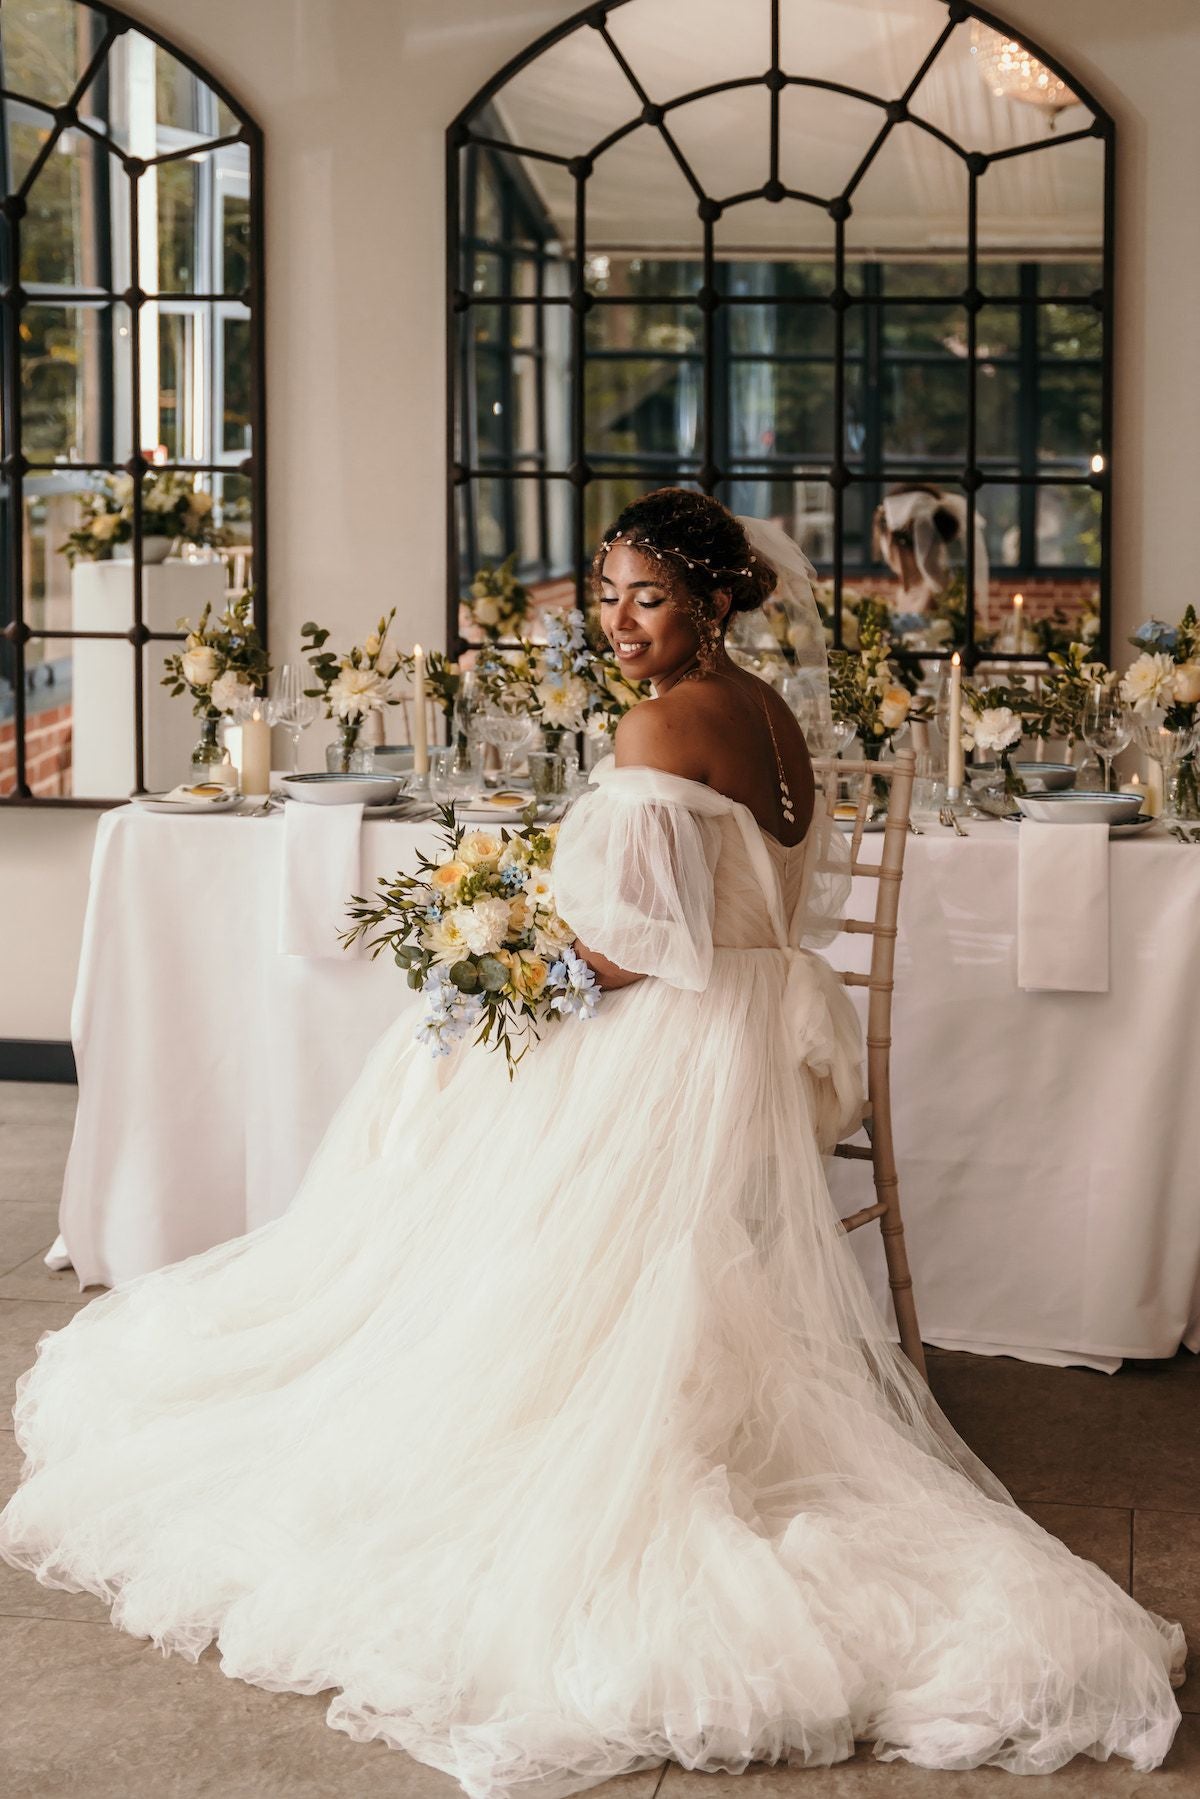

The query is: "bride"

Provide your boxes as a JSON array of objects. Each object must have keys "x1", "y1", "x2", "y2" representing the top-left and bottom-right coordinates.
[{"x1": 1, "y1": 491, "x2": 1186, "y2": 1794}]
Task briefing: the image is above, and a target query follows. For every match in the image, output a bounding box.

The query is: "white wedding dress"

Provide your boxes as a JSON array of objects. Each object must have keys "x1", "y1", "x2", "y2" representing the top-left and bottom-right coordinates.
[{"x1": 1, "y1": 759, "x2": 1186, "y2": 1794}]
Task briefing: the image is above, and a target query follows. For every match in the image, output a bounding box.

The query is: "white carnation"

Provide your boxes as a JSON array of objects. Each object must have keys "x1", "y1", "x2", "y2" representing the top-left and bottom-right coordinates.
[
  {"x1": 328, "y1": 666, "x2": 387, "y2": 720},
  {"x1": 448, "y1": 897, "x2": 510, "y2": 958},
  {"x1": 210, "y1": 671, "x2": 254, "y2": 714},
  {"x1": 1121, "y1": 652, "x2": 1176, "y2": 716},
  {"x1": 972, "y1": 706, "x2": 1022, "y2": 754}
]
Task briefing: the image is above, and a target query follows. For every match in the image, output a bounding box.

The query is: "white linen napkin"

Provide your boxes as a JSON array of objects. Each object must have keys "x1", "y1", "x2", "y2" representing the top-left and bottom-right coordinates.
[
  {"x1": 277, "y1": 802, "x2": 365, "y2": 959},
  {"x1": 1017, "y1": 820, "x2": 1110, "y2": 993}
]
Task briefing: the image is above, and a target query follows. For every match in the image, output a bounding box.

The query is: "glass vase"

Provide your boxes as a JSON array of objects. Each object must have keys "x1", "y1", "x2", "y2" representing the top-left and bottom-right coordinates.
[
  {"x1": 325, "y1": 718, "x2": 373, "y2": 774},
  {"x1": 190, "y1": 710, "x2": 230, "y2": 782},
  {"x1": 1166, "y1": 754, "x2": 1200, "y2": 821}
]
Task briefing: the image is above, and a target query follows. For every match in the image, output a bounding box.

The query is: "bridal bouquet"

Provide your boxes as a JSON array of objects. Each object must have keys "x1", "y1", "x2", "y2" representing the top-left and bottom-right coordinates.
[{"x1": 341, "y1": 812, "x2": 598, "y2": 1074}]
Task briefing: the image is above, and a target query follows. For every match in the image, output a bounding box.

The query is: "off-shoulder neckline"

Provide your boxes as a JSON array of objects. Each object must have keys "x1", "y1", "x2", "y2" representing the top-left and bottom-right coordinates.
[{"x1": 588, "y1": 756, "x2": 809, "y2": 854}]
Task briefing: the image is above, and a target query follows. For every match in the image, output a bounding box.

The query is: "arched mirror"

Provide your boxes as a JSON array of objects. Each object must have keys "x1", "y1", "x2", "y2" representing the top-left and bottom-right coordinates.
[
  {"x1": 447, "y1": 0, "x2": 1110, "y2": 667},
  {"x1": 1, "y1": 0, "x2": 264, "y2": 803}
]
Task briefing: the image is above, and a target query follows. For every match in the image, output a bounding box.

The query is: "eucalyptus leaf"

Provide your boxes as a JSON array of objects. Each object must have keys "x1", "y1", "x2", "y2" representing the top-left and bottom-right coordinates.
[
  {"x1": 449, "y1": 960, "x2": 480, "y2": 993},
  {"x1": 477, "y1": 955, "x2": 509, "y2": 993}
]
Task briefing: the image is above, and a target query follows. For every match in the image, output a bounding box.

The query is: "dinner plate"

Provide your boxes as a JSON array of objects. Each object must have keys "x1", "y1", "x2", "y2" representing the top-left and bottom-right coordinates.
[
  {"x1": 131, "y1": 790, "x2": 241, "y2": 815},
  {"x1": 1007, "y1": 813, "x2": 1158, "y2": 839}
]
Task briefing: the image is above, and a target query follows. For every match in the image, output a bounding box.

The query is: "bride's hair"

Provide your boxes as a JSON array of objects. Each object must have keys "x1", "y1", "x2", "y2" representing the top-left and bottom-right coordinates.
[{"x1": 593, "y1": 489, "x2": 777, "y2": 623}]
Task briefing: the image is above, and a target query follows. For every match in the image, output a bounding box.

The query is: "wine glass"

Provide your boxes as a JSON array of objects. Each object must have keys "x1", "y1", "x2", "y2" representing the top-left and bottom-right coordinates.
[
  {"x1": 476, "y1": 697, "x2": 536, "y2": 786},
  {"x1": 1082, "y1": 687, "x2": 1131, "y2": 793},
  {"x1": 268, "y1": 664, "x2": 320, "y2": 774},
  {"x1": 780, "y1": 672, "x2": 853, "y2": 757}
]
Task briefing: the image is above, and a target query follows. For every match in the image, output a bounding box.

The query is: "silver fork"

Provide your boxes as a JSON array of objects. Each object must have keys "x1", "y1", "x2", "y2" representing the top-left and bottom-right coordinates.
[{"x1": 939, "y1": 804, "x2": 967, "y2": 838}]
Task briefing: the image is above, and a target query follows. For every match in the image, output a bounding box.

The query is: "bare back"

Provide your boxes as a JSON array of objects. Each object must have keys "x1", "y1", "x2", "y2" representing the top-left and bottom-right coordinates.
[{"x1": 614, "y1": 668, "x2": 816, "y2": 848}]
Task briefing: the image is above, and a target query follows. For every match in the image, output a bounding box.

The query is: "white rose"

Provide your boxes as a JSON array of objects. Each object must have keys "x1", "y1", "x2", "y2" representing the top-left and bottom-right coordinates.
[
  {"x1": 972, "y1": 706, "x2": 1022, "y2": 754},
  {"x1": 375, "y1": 645, "x2": 400, "y2": 677},
  {"x1": 144, "y1": 483, "x2": 178, "y2": 515},
  {"x1": 328, "y1": 666, "x2": 386, "y2": 721},
  {"x1": 460, "y1": 831, "x2": 503, "y2": 871},
  {"x1": 473, "y1": 596, "x2": 501, "y2": 628},
  {"x1": 181, "y1": 646, "x2": 221, "y2": 688},
  {"x1": 879, "y1": 686, "x2": 911, "y2": 731},
  {"x1": 1121, "y1": 652, "x2": 1176, "y2": 716},
  {"x1": 447, "y1": 897, "x2": 510, "y2": 958},
  {"x1": 89, "y1": 511, "x2": 121, "y2": 541},
  {"x1": 210, "y1": 671, "x2": 254, "y2": 714},
  {"x1": 1171, "y1": 661, "x2": 1200, "y2": 706},
  {"x1": 533, "y1": 911, "x2": 574, "y2": 958}
]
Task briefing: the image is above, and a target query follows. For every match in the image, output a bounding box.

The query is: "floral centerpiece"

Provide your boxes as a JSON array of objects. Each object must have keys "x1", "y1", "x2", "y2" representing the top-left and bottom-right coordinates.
[
  {"x1": 398, "y1": 647, "x2": 460, "y2": 729},
  {"x1": 161, "y1": 592, "x2": 270, "y2": 774},
  {"x1": 300, "y1": 609, "x2": 404, "y2": 771},
  {"x1": 62, "y1": 471, "x2": 218, "y2": 565},
  {"x1": 1024, "y1": 642, "x2": 1111, "y2": 751},
  {"x1": 341, "y1": 812, "x2": 598, "y2": 1074},
  {"x1": 481, "y1": 608, "x2": 643, "y2": 742},
  {"x1": 828, "y1": 605, "x2": 918, "y2": 755},
  {"x1": 462, "y1": 553, "x2": 532, "y2": 642},
  {"x1": 960, "y1": 679, "x2": 1027, "y2": 799},
  {"x1": 1120, "y1": 608, "x2": 1200, "y2": 815}
]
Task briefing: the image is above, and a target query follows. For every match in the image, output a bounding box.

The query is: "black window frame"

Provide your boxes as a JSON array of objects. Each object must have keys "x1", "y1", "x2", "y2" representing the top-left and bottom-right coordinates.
[{"x1": 446, "y1": 0, "x2": 1114, "y2": 667}]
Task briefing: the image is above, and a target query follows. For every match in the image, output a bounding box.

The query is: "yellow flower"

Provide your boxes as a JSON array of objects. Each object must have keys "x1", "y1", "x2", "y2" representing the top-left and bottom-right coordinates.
[
  {"x1": 507, "y1": 895, "x2": 530, "y2": 935},
  {"x1": 879, "y1": 686, "x2": 911, "y2": 730},
  {"x1": 430, "y1": 859, "x2": 469, "y2": 900},
  {"x1": 510, "y1": 951, "x2": 549, "y2": 1001},
  {"x1": 460, "y1": 830, "x2": 503, "y2": 870}
]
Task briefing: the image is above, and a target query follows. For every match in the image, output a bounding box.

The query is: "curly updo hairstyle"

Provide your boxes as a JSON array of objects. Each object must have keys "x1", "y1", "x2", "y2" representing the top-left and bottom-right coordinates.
[{"x1": 592, "y1": 489, "x2": 777, "y2": 626}]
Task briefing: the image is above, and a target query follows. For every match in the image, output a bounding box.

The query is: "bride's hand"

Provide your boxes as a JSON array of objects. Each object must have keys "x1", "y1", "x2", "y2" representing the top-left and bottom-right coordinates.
[{"x1": 571, "y1": 938, "x2": 645, "y2": 991}]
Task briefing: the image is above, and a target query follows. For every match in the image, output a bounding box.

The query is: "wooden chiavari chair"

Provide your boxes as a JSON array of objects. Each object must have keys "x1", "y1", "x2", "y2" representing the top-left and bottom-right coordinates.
[{"x1": 809, "y1": 748, "x2": 926, "y2": 1380}]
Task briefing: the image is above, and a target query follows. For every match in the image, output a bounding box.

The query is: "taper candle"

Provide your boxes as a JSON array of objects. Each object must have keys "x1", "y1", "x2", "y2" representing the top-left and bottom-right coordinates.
[
  {"x1": 1011, "y1": 592, "x2": 1024, "y2": 653},
  {"x1": 412, "y1": 644, "x2": 429, "y2": 776},
  {"x1": 947, "y1": 652, "x2": 964, "y2": 794}
]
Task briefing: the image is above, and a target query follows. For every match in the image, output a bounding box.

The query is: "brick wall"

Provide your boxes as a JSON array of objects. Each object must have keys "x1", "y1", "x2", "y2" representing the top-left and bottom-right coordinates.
[{"x1": 0, "y1": 704, "x2": 73, "y2": 799}]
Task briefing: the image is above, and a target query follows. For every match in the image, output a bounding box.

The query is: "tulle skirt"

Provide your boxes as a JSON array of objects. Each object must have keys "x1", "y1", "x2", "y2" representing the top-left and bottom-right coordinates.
[{"x1": 0, "y1": 949, "x2": 1186, "y2": 1796}]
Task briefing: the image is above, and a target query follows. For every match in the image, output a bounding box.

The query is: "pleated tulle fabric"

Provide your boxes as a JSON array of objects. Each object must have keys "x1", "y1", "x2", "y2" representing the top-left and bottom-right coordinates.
[{"x1": 1, "y1": 762, "x2": 1186, "y2": 1797}]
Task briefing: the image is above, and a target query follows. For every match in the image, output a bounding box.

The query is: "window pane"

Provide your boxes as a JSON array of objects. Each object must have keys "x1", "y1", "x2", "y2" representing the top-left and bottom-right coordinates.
[
  {"x1": 0, "y1": 0, "x2": 92, "y2": 105},
  {"x1": 976, "y1": 365, "x2": 1020, "y2": 464},
  {"x1": 1038, "y1": 261, "x2": 1103, "y2": 299},
  {"x1": 221, "y1": 187, "x2": 251, "y2": 294},
  {"x1": 21, "y1": 302, "x2": 130, "y2": 464},
  {"x1": 221, "y1": 315, "x2": 252, "y2": 454},
  {"x1": 1038, "y1": 303, "x2": 1102, "y2": 360},
  {"x1": 20, "y1": 126, "x2": 115, "y2": 288},
  {"x1": 585, "y1": 358, "x2": 701, "y2": 460},
  {"x1": 731, "y1": 361, "x2": 837, "y2": 462},
  {"x1": 1039, "y1": 367, "x2": 1101, "y2": 465},
  {"x1": 882, "y1": 362, "x2": 968, "y2": 463},
  {"x1": 154, "y1": 158, "x2": 200, "y2": 291},
  {"x1": 979, "y1": 482, "x2": 1022, "y2": 569},
  {"x1": 18, "y1": 636, "x2": 77, "y2": 798},
  {"x1": 585, "y1": 304, "x2": 702, "y2": 356},
  {"x1": 587, "y1": 256, "x2": 703, "y2": 301},
  {"x1": 881, "y1": 303, "x2": 966, "y2": 356},
  {"x1": 978, "y1": 260, "x2": 1022, "y2": 297},
  {"x1": 881, "y1": 262, "x2": 964, "y2": 299},
  {"x1": 1037, "y1": 484, "x2": 1102, "y2": 567}
]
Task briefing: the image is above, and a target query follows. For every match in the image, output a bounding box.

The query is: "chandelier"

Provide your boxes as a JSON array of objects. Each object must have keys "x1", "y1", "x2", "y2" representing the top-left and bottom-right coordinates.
[{"x1": 969, "y1": 22, "x2": 1080, "y2": 126}]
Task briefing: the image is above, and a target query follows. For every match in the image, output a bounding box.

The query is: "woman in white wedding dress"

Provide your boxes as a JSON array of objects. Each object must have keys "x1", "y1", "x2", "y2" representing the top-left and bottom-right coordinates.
[{"x1": 1, "y1": 491, "x2": 1186, "y2": 1793}]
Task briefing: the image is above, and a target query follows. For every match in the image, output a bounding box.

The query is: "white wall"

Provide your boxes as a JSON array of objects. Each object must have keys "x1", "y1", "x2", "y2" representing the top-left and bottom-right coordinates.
[{"x1": 4, "y1": 0, "x2": 1200, "y2": 1041}]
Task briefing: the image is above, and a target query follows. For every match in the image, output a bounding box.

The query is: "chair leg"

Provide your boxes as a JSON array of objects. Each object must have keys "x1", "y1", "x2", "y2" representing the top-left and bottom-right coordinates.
[{"x1": 879, "y1": 1207, "x2": 927, "y2": 1381}]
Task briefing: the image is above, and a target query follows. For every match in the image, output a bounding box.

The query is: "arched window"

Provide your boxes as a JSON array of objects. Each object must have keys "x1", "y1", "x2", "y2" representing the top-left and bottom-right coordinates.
[
  {"x1": 447, "y1": 0, "x2": 1111, "y2": 666},
  {"x1": 1, "y1": 0, "x2": 265, "y2": 803}
]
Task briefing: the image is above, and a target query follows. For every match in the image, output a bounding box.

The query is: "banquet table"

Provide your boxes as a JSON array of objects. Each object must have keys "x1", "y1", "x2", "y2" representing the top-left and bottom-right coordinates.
[{"x1": 51, "y1": 802, "x2": 1200, "y2": 1372}]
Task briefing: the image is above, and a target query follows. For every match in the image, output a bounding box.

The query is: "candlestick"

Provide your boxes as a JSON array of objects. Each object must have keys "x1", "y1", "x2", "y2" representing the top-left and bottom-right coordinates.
[
  {"x1": 412, "y1": 644, "x2": 429, "y2": 777},
  {"x1": 239, "y1": 705, "x2": 271, "y2": 796},
  {"x1": 947, "y1": 652, "x2": 964, "y2": 796}
]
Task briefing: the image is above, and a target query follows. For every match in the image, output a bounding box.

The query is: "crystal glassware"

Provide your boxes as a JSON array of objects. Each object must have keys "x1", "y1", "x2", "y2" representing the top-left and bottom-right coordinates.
[
  {"x1": 1133, "y1": 716, "x2": 1200, "y2": 820},
  {"x1": 476, "y1": 701, "x2": 536, "y2": 785},
  {"x1": 1082, "y1": 687, "x2": 1132, "y2": 793},
  {"x1": 268, "y1": 663, "x2": 321, "y2": 774}
]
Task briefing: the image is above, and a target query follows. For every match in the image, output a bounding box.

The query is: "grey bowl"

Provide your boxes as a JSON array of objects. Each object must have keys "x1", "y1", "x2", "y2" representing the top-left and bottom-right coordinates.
[{"x1": 1013, "y1": 761, "x2": 1077, "y2": 793}]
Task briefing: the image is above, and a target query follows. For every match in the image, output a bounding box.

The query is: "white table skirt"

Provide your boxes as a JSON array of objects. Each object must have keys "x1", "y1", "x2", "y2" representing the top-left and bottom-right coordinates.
[{"x1": 53, "y1": 807, "x2": 1200, "y2": 1371}]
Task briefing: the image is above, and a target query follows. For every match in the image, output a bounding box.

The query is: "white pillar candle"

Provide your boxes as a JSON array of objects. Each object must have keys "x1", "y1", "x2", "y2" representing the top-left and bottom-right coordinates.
[
  {"x1": 239, "y1": 705, "x2": 271, "y2": 796},
  {"x1": 947, "y1": 652, "x2": 964, "y2": 794},
  {"x1": 412, "y1": 644, "x2": 429, "y2": 776},
  {"x1": 1143, "y1": 761, "x2": 1165, "y2": 817}
]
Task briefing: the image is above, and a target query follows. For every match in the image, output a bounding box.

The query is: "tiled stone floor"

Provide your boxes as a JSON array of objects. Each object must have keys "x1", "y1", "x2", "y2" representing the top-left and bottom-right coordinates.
[{"x1": 0, "y1": 1080, "x2": 1195, "y2": 1797}]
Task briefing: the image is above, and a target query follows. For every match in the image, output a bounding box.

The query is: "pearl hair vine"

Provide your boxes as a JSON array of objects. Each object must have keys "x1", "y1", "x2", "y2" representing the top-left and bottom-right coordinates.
[{"x1": 598, "y1": 528, "x2": 756, "y2": 580}]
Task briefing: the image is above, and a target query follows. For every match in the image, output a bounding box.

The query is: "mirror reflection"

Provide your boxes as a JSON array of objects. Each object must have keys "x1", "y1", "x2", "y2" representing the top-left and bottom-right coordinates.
[
  {"x1": 1, "y1": 0, "x2": 261, "y2": 801},
  {"x1": 451, "y1": 0, "x2": 1108, "y2": 670}
]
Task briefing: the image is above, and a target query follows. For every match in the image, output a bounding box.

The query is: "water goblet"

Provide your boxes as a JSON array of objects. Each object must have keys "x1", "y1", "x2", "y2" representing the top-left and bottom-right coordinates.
[
  {"x1": 268, "y1": 663, "x2": 321, "y2": 774},
  {"x1": 1082, "y1": 687, "x2": 1132, "y2": 793},
  {"x1": 477, "y1": 700, "x2": 536, "y2": 785},
  {"x1": 1133, "y1": 716, "x2": 1199, "y2": 820}
]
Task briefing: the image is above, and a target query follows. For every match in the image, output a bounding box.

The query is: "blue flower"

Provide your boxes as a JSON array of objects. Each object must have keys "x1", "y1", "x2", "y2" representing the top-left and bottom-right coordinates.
[
  {"x1": 547, "y1": 945, "x2": 600, "y2": 1021},
  {"x1": 415, "y1": 965, "x2": 485, "y2": 1057},
  {"x1": 1132, "y1": 618, "x2": 1179, "y2": 654},
  {"x1": 499, "y1": 863, "x2": 526, "y2": 891}
]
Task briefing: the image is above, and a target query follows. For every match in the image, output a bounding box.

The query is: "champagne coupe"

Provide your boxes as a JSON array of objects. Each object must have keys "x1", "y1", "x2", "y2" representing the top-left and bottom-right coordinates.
[
  {"x1": 268, "y1": 664, "x2": 321, "y2": 774},
  {"x1": 1082, "y1": 686, "x2": 1131, "y2": 793}
]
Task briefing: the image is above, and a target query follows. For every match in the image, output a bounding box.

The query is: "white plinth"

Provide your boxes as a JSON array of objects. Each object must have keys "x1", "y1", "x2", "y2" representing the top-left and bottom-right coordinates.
[{"x1": 70, "y1": 560, "x2": 228, "y2": 797}]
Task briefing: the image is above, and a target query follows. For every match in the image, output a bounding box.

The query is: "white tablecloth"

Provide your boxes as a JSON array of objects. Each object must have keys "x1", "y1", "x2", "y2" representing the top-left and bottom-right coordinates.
[{"x1": 54, "y1": 808, "x2": 1200, "y2": 1369}]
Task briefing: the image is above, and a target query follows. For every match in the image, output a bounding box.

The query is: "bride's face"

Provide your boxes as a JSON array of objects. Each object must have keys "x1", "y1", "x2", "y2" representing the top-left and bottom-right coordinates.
[{"x1": 598, "y1": 542, "x2": 710, "y2": 684}]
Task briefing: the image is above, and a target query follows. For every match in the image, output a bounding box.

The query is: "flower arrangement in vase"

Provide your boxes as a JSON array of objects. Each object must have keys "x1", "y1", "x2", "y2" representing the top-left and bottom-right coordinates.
[
  {"x1": 342, "y1": 813, "x2": 598, "y2": 1074},
  {"x1": 828, "y1": 605, "x2": 919, "y2": 757},
  {"x1": 462, "y1": 553, "x2": 532, "y2": 642},
  {"x1": 300, "y1": 610, "x2": 404, "y2": 771},
  {"x1": 61, "y1": 471, "x2": 218, "y2": 566},
  {"x1": 480, "y1": 608, "x2": 646, "y2": 747},
  {"x1": 161, "y1": 592, "x2": 270, "y2": 777},
  {"x1": 1120, "y1": 609, "x2": 1200, "y2": 816}
]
